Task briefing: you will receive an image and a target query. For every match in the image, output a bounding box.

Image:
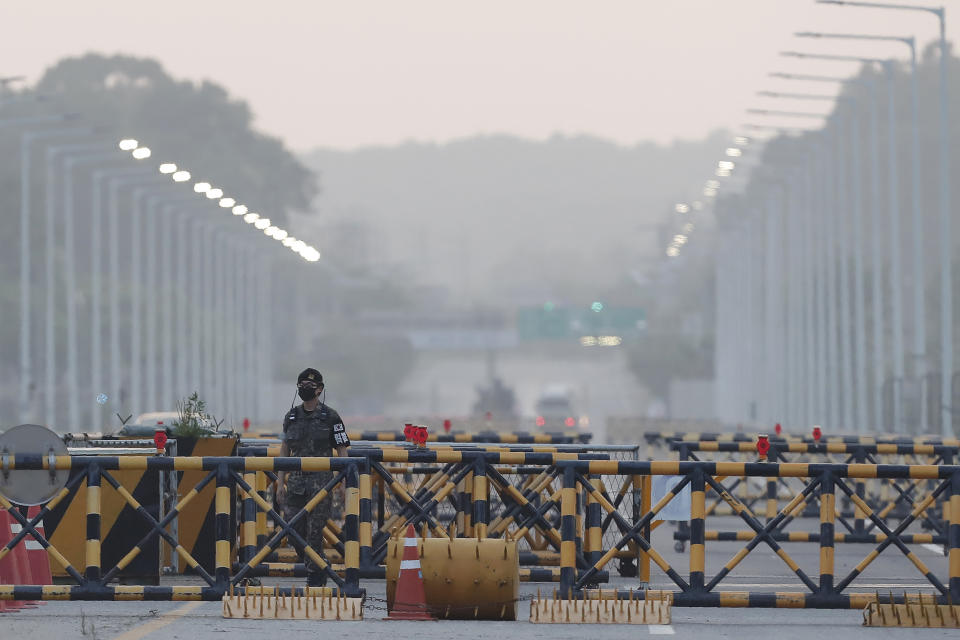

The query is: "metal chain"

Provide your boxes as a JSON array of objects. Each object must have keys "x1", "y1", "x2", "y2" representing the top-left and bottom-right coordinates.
[{"x1": 363, "y1": 594, "x2": 537, "y2": 614}]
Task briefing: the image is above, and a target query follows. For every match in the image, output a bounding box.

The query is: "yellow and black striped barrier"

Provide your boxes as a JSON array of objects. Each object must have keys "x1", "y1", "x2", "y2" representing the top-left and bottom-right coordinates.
[
  {"x1": 558, "y1": 460, "x2": 960, "y2": 607},
  {"x1": 250, "y1": 430, "x2": 591, "y2": 444},
  {"x1": 669, "y1": 440, "x2": 953, "y2": 550},
  {"x1": 0, "y1": 454, "x2": 368, "y2": 601},
  {"x1": 2, "y1": 453, "x2": 957, "y2": 608}
]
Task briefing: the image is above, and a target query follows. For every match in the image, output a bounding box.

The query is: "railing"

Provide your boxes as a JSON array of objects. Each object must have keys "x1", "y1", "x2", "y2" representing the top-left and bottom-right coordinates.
[
  {"x1": 1, "y1": 453, "x2": 957, "y2": 607},
  {"x1": 557, "y1": 460, "x2": 960, "y2": 607},
  {"x1": 0, "y1": 455, "x2": 366, "y2": 600},
  {"x1": 669, "y1": 441, "x2": 953, "y2": 550}
]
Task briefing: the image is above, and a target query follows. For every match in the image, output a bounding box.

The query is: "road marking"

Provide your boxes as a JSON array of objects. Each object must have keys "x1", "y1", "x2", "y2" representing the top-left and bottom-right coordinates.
[
  {"x1": 109, "y1": 601, "x2": 203, "y2": 640},
  {"x1": 922, "y1": 543, "x2": 945, "y2": 555},
  {"x1": 648, "y1": 624, "x2": 675, "y2": 634}
]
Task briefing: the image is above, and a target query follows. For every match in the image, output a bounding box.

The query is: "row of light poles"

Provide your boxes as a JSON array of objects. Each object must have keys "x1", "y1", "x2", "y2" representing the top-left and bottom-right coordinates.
[
  {"x1": 14, "y1": 115, "x2": 314, "y2": 431},
  {"x1": 713, "y1": 1, "x2": 952, "y2": 435}
]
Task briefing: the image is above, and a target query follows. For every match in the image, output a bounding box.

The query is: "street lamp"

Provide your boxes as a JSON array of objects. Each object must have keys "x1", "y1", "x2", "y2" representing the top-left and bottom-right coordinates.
[
  {"x1": 43, "y1": 141, "x2": 111, "y2": 429},
  {"x1": 796, "y1": 30, "x2": 928, "y2": 432},
  {"x1": 756, "y1": 87, "x2": 870, "y2": 431},
  {"x1": 17, "y1": 121, "x2": 91, "y2": 424},
  {"x1": 816, "y1": 0, "x2": 952, "y2": 437},
  {"x1": 745, "y1": 108, "x2": 829, "y2": 119},
  {"x1": 780, "y1": 50, "x2": 904, "y2": 433},
  {"x1": 60, "y1": 149, "x2": 143, "y2": 430},
  {"x1": 770, "y1": 70, "x2": 886, "y2": 432}
]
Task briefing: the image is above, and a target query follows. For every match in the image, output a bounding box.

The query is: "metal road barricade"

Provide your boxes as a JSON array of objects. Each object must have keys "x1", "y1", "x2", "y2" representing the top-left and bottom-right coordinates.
[
  {"x1": 645, "y1": 430, "x2": 960, "y2": 450},
  {"x1": 234, "y1": 442, "x2": 642, "y2": 580},
  {"x1": 556, "y1": 459, "x2": 960, "y2": 608},
  {"x1": 669, "y1": 441, "x2": 954, "y2": 551},
  {"x1": 0, "y1": 454, "x2": 367, "y2": 601},
  {"x1": 3, "y1": 451, "x2": 956, "y2": 610},
  {"x1": 248, "y1": 431, "x2": 593, "y2": 444}
]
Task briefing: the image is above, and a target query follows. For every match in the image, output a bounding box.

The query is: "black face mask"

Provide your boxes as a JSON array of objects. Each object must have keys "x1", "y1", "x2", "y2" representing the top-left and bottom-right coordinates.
[{"x1": 298, "y1": 386, "x2": 319, "y2": 402}]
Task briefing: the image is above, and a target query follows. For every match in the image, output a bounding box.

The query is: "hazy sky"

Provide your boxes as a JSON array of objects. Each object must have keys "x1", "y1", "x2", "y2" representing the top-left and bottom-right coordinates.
[{"x1": 1, "y1": 1, "x2": 954, "y2": 150}]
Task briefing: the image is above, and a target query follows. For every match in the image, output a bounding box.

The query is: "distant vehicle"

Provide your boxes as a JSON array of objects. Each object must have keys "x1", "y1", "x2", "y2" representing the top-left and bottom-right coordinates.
[
  {"x1": 472, "y1": 376, "x2": 518, "y2": 419},
  {"x1": 534, "y1": 385, "x2": 578, "y2": 429}
]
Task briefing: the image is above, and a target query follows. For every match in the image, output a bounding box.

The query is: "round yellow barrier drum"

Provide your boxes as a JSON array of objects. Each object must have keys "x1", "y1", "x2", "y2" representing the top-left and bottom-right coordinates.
[{"x1": 386, "y1": 537, "x2": 519, "y2": 620}]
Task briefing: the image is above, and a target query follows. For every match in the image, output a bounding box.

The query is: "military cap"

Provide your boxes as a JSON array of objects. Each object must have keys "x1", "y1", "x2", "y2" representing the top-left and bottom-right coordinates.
[{"x1": 297, "y1": 368, "x2": 323, "y2": 385}]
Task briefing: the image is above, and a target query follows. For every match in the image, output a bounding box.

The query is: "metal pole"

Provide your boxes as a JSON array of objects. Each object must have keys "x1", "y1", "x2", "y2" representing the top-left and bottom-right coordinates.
[
  {"x1": 789, "y1": 171, "x2": 805, "y2": 426},
  {"x1": 160, "y1": 205, "x2": 173, "y2": 410},
  {"x1": 936, "y1": 9, "x2": 953, "y2": 437},
  {"x1": 91, "y1": 172, "x2": 104, "y2": 428},
  {"x1": 824, "y1": 130, "x2": 840, "y2": 431},
  {"x1": 906, "y1": 38, "x2": 928, "y2": 432},
  {"x1": 259, "y1": 255, "x2": 273, "y2": 423},
  {"x1": 224, "y1": 236, "x2": 235, "y2": 425},
  {"x1": 815, "y1": 139, "x2": 830, "y2": 427},
  {"x1": 145, "y1": 198, "x2": 158, "y2": 412},
  {"x1": 19, "y1": 135, "x2": 32, "y2": 423},
  {"x1": 175, "y1": 209, "x2": 188, "y2": 400},
  {"x1": 204, "y1": 224, "x2": 215, "y2": 410},
  {"x1": 63, "y1": 158, "x2": 80, "y2": 431},
  {"x1": 130, "y1": 190, "x2": 144, "y2": 416},
  {"x1": 734, "y1": 222, "x2": 751, "y2": 422},
  {"x1": 867, "y1": 78, "x2": 884, "y2": 433},
  {"x1": 783, "y1": 178, "x2": 797, "y2": 425},
  {"x1": 44, "y1": 148, "x2": 57, "y2": 428},
  {"x1": 803, "y1": 150, "x2": 817, "y2": 426},
  {"x1": 835, "y1": 114, "x2": 855, "y2": 432},
  {"x1": 190, "y1": 219, "x2": 202, "y2": 395},
  {"x1": 234, "y1": 240, "x2": 246, "y2": 425},
  {"x1": 850, "y1": 110, "x2": 868, "y2": 434},
  {"x1": 884, "y1": 62, "x2": 905, "y2": 433},
  {"x1": 215, "y1": 232, "x2": 226, "y2": 418},
  {"x1": 766, "y1": 188, "x2": 785, "y2": 424},
  {"x1": 108, "y1": 180, "x2": 121, "y2": 414}
]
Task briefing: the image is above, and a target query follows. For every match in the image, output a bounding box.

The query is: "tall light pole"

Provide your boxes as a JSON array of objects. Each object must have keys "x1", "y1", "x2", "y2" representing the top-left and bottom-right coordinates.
[
  {"x1": 771, "y1": 69, "x2": 886, "y2": 436},
  {"x1": 783, "y1": 50, "x2": 905, "y2": 433},
  {"x1": 757, "y1": 89, "x2": 869, "y2": 433},
  {"x1": 817, "y1": 0, "x2": 952, "y2": 435},
  {"x1": 61, "y1": 149, "x2": 125, "y2": 431},
  {"x1": 772, "y1": 72, "x2": 885, "y2": 434},
  {"x1": 17, "y1": 121, "x2": 88, "y2": 424},
  {"x1": 101, "y1": 168, "x2": 158, "y2": 418},
  {"x1": 796, "y1": 30, "x2": 928, "y2": 432},
  {"x1": 744, "y1": 109, "x2": 829, "y2": 427},
  {"x1": 44, "y1": 141, "x2": 106, "y2": 429}
]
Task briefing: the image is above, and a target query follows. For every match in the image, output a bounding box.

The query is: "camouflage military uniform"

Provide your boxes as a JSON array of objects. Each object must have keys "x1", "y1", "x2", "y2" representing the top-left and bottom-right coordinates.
[{"x1": 281, "y1": 402, "x2": 349, "y2": 582}]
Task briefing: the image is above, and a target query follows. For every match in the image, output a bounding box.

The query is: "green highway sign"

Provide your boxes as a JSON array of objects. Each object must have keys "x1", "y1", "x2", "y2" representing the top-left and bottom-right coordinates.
[{"x1": 516, "y1": 305, "x2": 645, "y2": 341}]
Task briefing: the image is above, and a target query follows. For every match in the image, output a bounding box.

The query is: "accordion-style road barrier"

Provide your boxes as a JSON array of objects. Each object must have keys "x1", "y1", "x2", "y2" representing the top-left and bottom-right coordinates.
[
  {"x1": 554, "y1": 459, "x2": 960, "y2": 608},
  {"x1": 668, "y1": 441, "x2": 954, "y2": 552},
  {"x1": 0, "y1": 453, "x2": 958, "y2": 610}
]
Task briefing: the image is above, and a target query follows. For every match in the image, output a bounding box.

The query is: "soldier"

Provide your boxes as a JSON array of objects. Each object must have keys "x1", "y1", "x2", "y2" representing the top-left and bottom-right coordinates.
[{"x1": 275, "y1": 368, "x2": 350, "y2": 586}]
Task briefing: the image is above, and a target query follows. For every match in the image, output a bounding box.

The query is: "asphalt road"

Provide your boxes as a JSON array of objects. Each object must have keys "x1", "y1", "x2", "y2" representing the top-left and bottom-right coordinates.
[{"x1": 2, "y1": 518, "x2": 954, "y2": 639}]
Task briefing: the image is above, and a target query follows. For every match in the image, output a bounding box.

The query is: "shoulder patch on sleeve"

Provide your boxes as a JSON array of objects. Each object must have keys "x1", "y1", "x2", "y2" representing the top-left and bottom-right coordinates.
[{"x1": 332, "y1": 422, "x2": 345, "y2": 432}]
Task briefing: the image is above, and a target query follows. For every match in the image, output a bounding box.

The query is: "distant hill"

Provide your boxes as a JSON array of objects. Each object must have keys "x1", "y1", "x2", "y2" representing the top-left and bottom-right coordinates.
[{"x1": 297, "y1": 131, "x2": 728, "y2": 306}]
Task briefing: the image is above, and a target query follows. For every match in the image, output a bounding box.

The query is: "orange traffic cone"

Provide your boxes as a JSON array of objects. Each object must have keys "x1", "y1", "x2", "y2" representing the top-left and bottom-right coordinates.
[
  {"x1": 19, "y1": 507, "x2": 50, "y2": 605},
  {"x1": 8, "y1": 511, "x2": 37, "y2": 608},
  {"x1": 387, "y1": 524, "x2": 433, "y2": 620},
  {"x1": 0, "y1": 511, "x2": 28, "y2": 611}
]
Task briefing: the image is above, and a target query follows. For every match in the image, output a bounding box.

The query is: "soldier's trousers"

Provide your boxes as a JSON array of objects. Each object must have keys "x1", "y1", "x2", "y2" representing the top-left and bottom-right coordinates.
[{"x1": 284, "y1": 490, "x2": 332, "y2": 579}]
